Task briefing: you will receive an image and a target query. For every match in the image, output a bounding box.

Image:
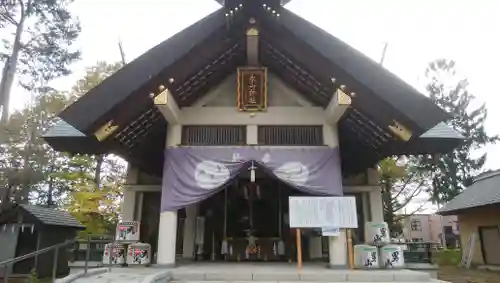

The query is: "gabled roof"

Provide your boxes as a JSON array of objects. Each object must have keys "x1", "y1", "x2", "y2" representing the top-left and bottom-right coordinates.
[
  {"x1": 278, "y1": 9, "x2": 448, "y2": 131},
  {"x1": 58, "y1": 9, "x2": 227, "y2": 133},
  {"x1": 20, "y1": 205, "x2": 85, "y2": 229},
  {"x1": 45, "y1": 2, "x2": 459, "y2": 176},
  {"x1": 0, "y1": 204, "x2": 85, "y2": 229},
  {"x1": 214, "y1": 0, "x2": 293, "y2": 5},
  {"x1": 438, "y1": 170, "x2": 500, "y2": 215}
]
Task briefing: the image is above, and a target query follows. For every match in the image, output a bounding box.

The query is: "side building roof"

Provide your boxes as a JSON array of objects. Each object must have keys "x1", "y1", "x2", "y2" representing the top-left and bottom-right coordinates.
[
  {"x1": 0, "y1": 204, "x2": 85, "y2": 229},
  {"x1": 438, "y1": 170, "x2": 500, "y2": 215}
]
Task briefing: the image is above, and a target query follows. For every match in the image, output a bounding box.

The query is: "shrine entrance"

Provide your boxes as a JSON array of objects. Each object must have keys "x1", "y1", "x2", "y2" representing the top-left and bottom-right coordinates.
[{"x1": 196, "y1": 175, "x2": 313, "y2": 262}]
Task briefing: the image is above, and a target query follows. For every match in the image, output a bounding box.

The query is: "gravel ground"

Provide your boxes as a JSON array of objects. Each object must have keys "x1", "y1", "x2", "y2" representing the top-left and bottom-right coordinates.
[{"x1": 437, "y1": 266, "x2": 500, "y2": 283}]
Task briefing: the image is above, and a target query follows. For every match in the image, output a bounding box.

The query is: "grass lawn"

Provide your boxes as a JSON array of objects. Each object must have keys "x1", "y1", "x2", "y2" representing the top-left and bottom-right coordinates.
[{"x1": 438, "y1": 266, "x2": 500, "y2": 283}]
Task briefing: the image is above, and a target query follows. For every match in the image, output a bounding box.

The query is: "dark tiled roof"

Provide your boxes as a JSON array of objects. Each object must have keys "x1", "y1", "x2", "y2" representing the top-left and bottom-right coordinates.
[
  {"x1": 279, "y1": 9, "x2": 449, "y2": 131},
  {"x1": 20, "y1": 205, "x2": 85, "y2": 229},
  {"x1": 438, "y1": 170, "x2": 500, "y2": 215},
  {"x1": 58, "y1": 9, "x2": 226, "y2": 132},
  {"x1": 213, "y1": 0, "x2": 293, "y2": 5}
]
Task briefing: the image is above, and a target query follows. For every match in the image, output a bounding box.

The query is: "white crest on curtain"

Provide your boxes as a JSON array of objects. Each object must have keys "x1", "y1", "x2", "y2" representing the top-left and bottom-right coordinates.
[
  {"x1": 194, "y1": 160, "x2": 230, "y2": 190},
  {"x1": 273, "y1": 162, "x2": 309, "y2": 186}
]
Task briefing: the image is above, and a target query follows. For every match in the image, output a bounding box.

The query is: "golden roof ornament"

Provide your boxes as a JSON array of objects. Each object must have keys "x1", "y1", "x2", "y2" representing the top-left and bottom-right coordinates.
[
  {"x1": 94, "y1": 120, "x2": 119, "y2": 142},
  {"x1": 388, "y1": 120, "x2": 412, "y2": 141},
  {"x1": 154, "y1": 88, "x2": 169, "y2": 105}
]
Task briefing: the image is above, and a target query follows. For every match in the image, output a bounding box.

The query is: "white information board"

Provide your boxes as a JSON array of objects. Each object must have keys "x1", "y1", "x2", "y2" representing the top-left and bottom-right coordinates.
[
  {"x1": 322, "y1": 227, "x2": 340, "y2": 236},
  {"x1": 289, "y1": 196, "x2": 358, "y2": 228}
]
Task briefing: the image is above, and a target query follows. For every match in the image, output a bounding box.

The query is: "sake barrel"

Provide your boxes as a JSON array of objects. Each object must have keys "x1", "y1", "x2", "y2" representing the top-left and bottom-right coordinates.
[
  {"x1": 115, "y1": 221, "x2": 140, "y2": 242},
  {"x1": 127, "y1": 242, "x2": 151, "y2": 265},
  {"x1": 354, "y1": 244, "x2": 379, "y2": 269},
  {"x1": 102, "y1": 243, "x2": 126, "y2": 265},
  {"x1": 380, "y1": 244, "x2": 405, "y2": 269},
  {"x1": 365, "y1": 222, "x2": 390, "y2": 245}
]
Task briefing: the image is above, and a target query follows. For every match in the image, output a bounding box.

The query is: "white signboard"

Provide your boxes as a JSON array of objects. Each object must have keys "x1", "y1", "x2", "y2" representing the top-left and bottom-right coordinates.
[
  {"x1": 322, "y1": 227, "x2": 340, "y2": 236},
  {"x1": 289, "y1": 196, "x2": 358, "y2": 228}
]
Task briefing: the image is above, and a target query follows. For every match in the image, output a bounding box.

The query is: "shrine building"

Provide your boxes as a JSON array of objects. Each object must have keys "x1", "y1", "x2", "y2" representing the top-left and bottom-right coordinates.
[{"x1": 44, "y1": 0, "x2": 462, "y2": 268}]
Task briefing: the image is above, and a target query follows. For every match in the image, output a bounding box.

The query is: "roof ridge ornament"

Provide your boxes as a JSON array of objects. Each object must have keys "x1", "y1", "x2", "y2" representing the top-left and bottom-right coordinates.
[{"x1": 214, "y1": 0, "x2": 292, "y2": 6}]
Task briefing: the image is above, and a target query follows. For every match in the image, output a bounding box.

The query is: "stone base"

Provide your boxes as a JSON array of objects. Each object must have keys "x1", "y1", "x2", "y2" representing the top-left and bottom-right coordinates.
[{"x1": 170, "y1": 263, "x2": 435, "y2": 282}]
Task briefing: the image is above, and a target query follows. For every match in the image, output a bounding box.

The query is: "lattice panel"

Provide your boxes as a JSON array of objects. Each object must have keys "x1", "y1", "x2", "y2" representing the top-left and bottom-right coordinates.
[
  {"x1": 181, "y1": 126, "x2": 246, "y2": 145},
  {"x1": 258, "y1": 125, "x2": 324, "y2": 145}
]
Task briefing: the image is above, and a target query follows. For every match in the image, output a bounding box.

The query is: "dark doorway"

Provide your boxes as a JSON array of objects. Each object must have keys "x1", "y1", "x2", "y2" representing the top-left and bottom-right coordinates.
[
  {"x1": 140, "y1": 192, "x2": 161, "y2": 259},
  {"x1": 198, "y1": 176, "x2": 310, "y2": 262},
  {"x1": 13, "y1": 229, "x2": 38, "y2": 274}
]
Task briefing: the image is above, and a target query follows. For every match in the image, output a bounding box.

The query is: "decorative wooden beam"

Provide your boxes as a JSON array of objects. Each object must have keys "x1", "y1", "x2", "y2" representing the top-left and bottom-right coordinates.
[
  {"x1": 94, "y1": 120, "x2": 119, "y2": 142},
  {"x1": 388, "y1": 120, "x2": 413, "y2": 141},
  {"x1": 246, "y1": 25, "x2": 259, "y2": 66},
  {"x1": 153, "y1": 85, "x2": 181, "y2": 124},
  {"x1": 325, "y1": 88, "x2": 351, "y2": 124}
]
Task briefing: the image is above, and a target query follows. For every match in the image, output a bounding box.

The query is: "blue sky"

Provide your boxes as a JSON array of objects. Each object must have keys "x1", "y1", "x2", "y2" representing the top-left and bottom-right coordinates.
[{"x1": 9, "y1": 0, "x2": 500, "y2": 209}]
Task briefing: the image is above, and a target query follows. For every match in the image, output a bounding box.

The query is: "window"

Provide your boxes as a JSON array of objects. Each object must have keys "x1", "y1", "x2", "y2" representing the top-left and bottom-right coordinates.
[
  {"x1": 412, "y1": 237, "x2": 423, "y2": 242},
  {"x1": 444, "y1": 226, "x2": 453, "y2": 235},
  {"x1": 410, "y1": 219, "x2": 422, "y2": 231}
]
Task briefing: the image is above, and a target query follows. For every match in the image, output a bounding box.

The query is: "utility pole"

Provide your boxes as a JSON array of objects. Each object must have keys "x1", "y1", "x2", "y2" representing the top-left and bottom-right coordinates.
[
  {"x1": 118, "y1": 39, "x2": 127, "y2": 65},
  {"x1": 379, "y1": 42, "x2": 388, "y2": 65}
]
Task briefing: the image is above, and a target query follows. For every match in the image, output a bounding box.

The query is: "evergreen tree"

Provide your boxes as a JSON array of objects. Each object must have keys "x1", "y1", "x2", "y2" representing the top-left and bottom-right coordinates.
[
  {"x1": 421, "y1": 59, "x2": 498, "y2": 203},
  {"x1": 0, "y1": 90, "x2": 71, "y2": 205},
  {"x1": 0, "y1": 0, "x2": 81, "y2": 123}
]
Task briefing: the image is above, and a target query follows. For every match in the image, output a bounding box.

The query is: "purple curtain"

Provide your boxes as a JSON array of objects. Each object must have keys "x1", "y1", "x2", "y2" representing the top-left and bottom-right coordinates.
[{"x1": 161, "y1": 147, "x2": 343, "y2": 211}]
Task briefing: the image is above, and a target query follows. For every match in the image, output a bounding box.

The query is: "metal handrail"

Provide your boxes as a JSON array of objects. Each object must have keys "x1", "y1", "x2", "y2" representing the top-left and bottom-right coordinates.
[
  {"x1": 1, "y1": 234, "x2": 115, "y2": 283},
  {"x1": 0, "y1": 239, "x2": 75, "y2": 267},
  {"x1": 1, "y1": 239, "x2": 76, "y2": 283}
]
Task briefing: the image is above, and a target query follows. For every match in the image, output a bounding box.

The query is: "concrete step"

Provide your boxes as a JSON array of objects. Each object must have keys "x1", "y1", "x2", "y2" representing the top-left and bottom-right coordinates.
[
  {"x1": 57, "y1": 267, "x2": 171, "y2": 283},
  {"x1": 171, "y1": 269, "x2": 433, "y2": 282},
  {"x1": 173, "y1": 282, "x2": 446, "y2": 283}
]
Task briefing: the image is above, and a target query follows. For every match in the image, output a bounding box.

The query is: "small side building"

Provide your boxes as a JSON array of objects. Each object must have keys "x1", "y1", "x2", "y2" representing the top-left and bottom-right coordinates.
[
  {"x1": 438, "y1": 170, "x2": 500, "y2": 266},
  {"x1": 0, "y1": 204, "x2": 85, "y2": 278}
]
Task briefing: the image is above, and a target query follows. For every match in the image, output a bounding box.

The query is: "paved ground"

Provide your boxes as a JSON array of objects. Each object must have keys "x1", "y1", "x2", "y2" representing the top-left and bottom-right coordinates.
[
  {"x1": 72, "y1": 268, "x2": 161, "y2": 283},
  {"x1": 436, "y1": 266, "x2": 500, "y2": 283}
]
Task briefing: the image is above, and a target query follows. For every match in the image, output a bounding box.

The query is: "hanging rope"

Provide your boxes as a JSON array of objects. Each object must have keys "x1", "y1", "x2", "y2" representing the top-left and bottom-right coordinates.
[
  {"x1": 277, "y1": 183, "x2": 285, "y2": 256},
  {"x1": 278, "y1": 183, "x2": 282, "y2": 238},
  {"x1": 221, "y1": 187, "x2": 228, "y2": 255}
]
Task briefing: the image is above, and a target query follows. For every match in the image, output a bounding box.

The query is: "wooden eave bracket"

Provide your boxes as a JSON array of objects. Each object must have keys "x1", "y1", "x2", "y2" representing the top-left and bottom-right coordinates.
[
  {"x1": 154, "y1": 88, "x2": 181, "y2": 124},
  {"x1": 325, "y1": 88, "x2": 351, "y2": 124},
  {"x1": 388, "y1": 120, "x2": 413, "y2": 141}
]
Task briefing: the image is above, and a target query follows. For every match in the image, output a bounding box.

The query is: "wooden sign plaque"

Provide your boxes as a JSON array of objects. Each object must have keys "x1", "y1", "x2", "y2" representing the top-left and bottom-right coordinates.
[{"x1": 237, "y1": 67, "x2": 268, "y2": 112}]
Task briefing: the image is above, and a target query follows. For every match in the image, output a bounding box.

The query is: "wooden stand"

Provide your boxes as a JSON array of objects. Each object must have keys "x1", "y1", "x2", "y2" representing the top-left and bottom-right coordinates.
[
  {"x1": 346, "y1": 229, "x2": 354, "y2": 269},
  {"x1": 296, "y1": 229, "x2": 302, "y2": 273}
]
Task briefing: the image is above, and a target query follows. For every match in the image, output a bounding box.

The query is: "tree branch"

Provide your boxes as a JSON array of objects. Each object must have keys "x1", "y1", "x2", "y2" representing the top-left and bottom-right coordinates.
[
  {"x1": 405, "y1": 202, "x2": 427, "y2": 215},
  {"x1": 392, "y1": 173, "x2": 416, "y2": 200},
  {"x1": 0, "y1": 13, "x2": 18, "y2": 26},
  {"x1": 394, "y1": 187, "x2": 423, "y2": 213}
]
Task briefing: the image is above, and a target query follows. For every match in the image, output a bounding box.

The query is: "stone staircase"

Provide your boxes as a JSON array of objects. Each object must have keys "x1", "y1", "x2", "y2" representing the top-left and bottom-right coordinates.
[
  {"x1": 170, "y1": 263, "x2": 444, "y2": 283},
  {"x1": 58, "y1": 263, "x2": 448, "y2": 283}
]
